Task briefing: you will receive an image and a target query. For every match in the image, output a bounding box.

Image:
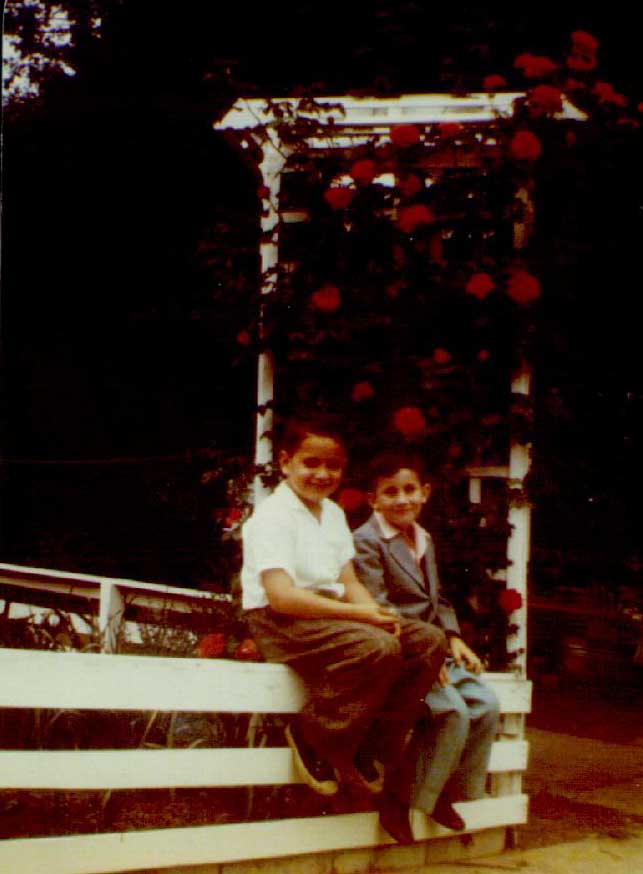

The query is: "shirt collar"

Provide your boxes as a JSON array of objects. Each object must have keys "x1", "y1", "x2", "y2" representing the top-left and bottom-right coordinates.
[
  {"x1": 374, "y1": 512, "x2": 428, "y2": 561},
  {"x1": 277, "y1": 480, "x2": 327, "y2": 517}
]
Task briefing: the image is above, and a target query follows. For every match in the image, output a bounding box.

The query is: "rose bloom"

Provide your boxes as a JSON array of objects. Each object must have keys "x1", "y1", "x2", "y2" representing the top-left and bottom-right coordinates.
[
  {"x1": 351, "y1": 380, "x2": 375, "y2": 402},
  {"x1": 350, "y1": 158, "x2": 377, "y2": 185},
  {"x1": 499, "y1": 588, "x2": 523, "y2": 614},
  {"x1": 224, "y1": 507, "x2": 244, "y2": 528},
  {"x1": 506, "y1": 269, "x2": 541, "y2": 304},
  {"x1": 323, "y1": 186, "x2": 355, "y2": 210},
  {"x1": 466, "y1": 272, "x2": 495, "y2": 300},
  {"x1": 257, "y1": 185, "x2": 271, "y2": 200},
  {"x1": 390, "y1": 124, "x2": 422, "y2": 147},
  {"x1": 235, "y1": 638, "x2": 261, "y2": 661},
  {"x1": 571, "y1": 30, "x2": 599, "y2": 52},
  {"x1": 310, "y1": 284, "x2": 341, "y2": 312},
  {"x1": 236, "y1": 329, "x2": 250, "y2": 346},
  {"x1": 593, "y1": 82, "x2": 627, "y2": 107},
  {"x1": 397, "y1": 204, "x2": 435, "y2": 234},
  {"x1": 397, "y1": 173, "x2": 423, "y2": 199},
  {"x1": 514, "y1": 53, "x2": 558, "y2": 79},
  {"x1": 433, "y1": 347, "x2": 451, "y2": 365},
  {"x1": 509, "y1": 130, "x2": 542, "y2": 161},
  {"x1": 529, "y1": 84, "x2": 563, "y2": 116},
  {"x1": 197, "y1": 633, "x2": 226, "y2": 659},
  {"x1": 566, "y1": 49, "x2": 597, "y2": 73},
  {"x1": 439, "y1": 122, "x2": 463, "y2": 137},
  {"x1": 392, "y1": 406, "x2": 427, "y2": 439},
  {"x1": 483, "y1": 74, "x2": 507, "y2": 90},
  {"x1": 563, "y1": 78, "x2": 586, "y2": 92},
  {"x1": 338, "y1": 488, "x2": 366, "y2": 512},
  {"x1": 477, "y1": 349, "x2": 491, "y2": 362}
]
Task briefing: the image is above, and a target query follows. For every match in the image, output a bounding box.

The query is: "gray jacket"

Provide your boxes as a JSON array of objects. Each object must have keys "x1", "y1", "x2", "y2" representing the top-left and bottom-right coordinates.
[{"x1": 353, "y1": 514, "x2": 460, "y2": 636}]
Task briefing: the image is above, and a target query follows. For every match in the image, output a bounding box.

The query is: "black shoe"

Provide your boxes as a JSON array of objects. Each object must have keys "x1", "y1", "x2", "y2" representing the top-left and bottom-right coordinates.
[
  {"x1": 354, "y1": 750, "x2": 385, "y2": 794},
  {"x1": 285, "y1": 723, "x2": 338, "y2": 796},
  {"x1": 432, "y1": 796, "x2": 465, "y2": 831},
  {"x1": 377, "y1": 795, "x2": 414, "y2": 845}
]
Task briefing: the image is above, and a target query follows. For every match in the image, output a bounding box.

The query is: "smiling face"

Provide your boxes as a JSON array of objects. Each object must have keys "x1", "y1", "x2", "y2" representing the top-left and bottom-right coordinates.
[
  {"x1": 371, "y1": 467, "x2": 430, "y2": 532},
  {"x1": 279, "y1": 434, "x2": 346, "y2": 509}
]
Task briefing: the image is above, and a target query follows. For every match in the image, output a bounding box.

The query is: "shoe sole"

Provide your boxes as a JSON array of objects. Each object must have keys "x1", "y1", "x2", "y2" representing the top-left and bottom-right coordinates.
[{"x1": 285, "y1": 724, "x2": 339, "y2": 796}]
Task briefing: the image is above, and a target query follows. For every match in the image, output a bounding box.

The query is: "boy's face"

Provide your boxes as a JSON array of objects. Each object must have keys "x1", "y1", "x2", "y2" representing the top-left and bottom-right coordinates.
[
  {"x1": 279, "y1": 435, "x2": 346, "y2": 508},
  {"x1": 371, "y1": 468, "x2": 430, "y2": 531}
]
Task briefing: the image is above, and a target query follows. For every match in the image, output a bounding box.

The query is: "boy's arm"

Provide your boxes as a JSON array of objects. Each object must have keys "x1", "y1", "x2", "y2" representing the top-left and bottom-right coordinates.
[
  {"x1": 261, "y1": 568, "x2": 399, "y2": 632},
  {"x1": 352, "y1": 532, "x2": 399, "y2": 611}
]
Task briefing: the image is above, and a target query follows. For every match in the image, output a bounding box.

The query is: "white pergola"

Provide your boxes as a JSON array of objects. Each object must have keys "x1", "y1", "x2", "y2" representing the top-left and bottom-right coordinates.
[{"x1": 215, "y1": 93, "x2": 587, "y2": 677}]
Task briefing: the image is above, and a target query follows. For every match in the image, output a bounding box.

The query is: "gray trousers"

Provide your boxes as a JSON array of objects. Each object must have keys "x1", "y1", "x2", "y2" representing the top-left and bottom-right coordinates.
[
  {"x1": 411, "y1": 661, "x2": 500, "y2": 813},
  {"x1": 246, "y1": 607, "x2": 447, "y2": 799}
]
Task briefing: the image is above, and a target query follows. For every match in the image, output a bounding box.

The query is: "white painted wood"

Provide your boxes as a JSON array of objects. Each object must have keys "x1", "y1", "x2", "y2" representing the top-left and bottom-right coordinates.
[
  {"x1": 0, "y1": 795, "x2": 528, "y2": 874},
  {"x1": 98, "y1": 582, "x2": 125, "y2": 653},
  {"x1": 0, "y1": 649, "x2": 530, "y2": 714},
  {"x1": 214, "y1": 93, "x2": 586, "y2": 133},
  {"x1": 468, "y1": 477, "x2": 482, "y2": 505},
  {"x1": 0, "y1": 740, "x2": 527, "y2": 790}
]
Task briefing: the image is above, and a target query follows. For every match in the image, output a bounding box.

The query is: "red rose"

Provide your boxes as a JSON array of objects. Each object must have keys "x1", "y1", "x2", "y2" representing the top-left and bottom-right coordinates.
[
  {"x1": 509, "y1": 130, "x2": 542, "y2": 161},
  {"x1": 236, "y1": 330, "x2": 250, "y2": 346},
  {"x1": 397, "y1": 204, "x2": 435, "y2": 234},
  {"x1": 310, "y1": 284, "x2": 341, "y2": 312},
  {"x1": 385, "y1": 280, "x2": 404, "y2": 299},
  {"x1": 593, "y1": 82, "x2": 627, "y2": 107},
  {"x1": 338, "y1": 488, "x2": 366, "y2": 512},
  {"x1": 571, "y1": 30, "x2": 599, "y2": 53},
  {"x1": 506, "y1": 269, "x2": 541, "y2": 304},
  {"x1": 197, "y1": 633, "x2": 226, "y2": 659},
  {"x1": 433, "y1": 347, "x2": 451, "y2": 365},
  {"x1": 323, "y1": 186, "x2": 355, "y2": 210},
  {"x1": 392, "y1": 406, "x2": 427, "y2": 439},
  {"x1": 439, "y1": 122, "x2": 463, "y2": 138},
  {"x1": 390, "y1": 124, "x2": 422, "y2": 147},
  {"x1": 483, "y1": 74, "x2": 507, "y2": 90},
  {"x1": 466, "y1": 272, "x2": 495, "y2": 300},
  {"x1": 563, "y1": 78, "x2": 586, "y2": 92},
  {"x1": 638, "y1": 103, "x2": 643, "y2": 114},
  {"x1": 350, "y1": 159, "x2": 377, "y2": 185},
  {"x1": 257, "y1": 185, "x2": 271, "y2": 200},
  {"x1": 477, "y1": 349, "x2": 490, "y2": 362},
  {"x1": 514, "y1": 53, "x2": 558, "y2": 79},
  {"x1": 528, "y1": 85, "x2": 563, "y2": 116},
  {"x1": 566, "y1": 50, "x2": 597, "y2": 73},
  {"x1": 224, "y1": 507, "x2": 244, "y2": 528},
  {"x1": 235, "y1": 638, "x2": 261, "y2": 661},
  {"x1": 351, "y1": 380, "x2": 375, "y2": 402},
  {"x1": 499, "y1": 588, "x2": 523, "y2": 614},
  {"x1": 397, "y1": 173, "x2": 423, "y2": 199}
]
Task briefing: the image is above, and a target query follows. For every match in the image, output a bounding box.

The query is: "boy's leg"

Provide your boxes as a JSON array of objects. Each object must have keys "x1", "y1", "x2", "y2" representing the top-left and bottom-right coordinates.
[
  {"x1": 411, "y1": 678, "x2": 470, "y2": 814},
  {"x1": 246, "y1": 608, "x2": 407, "y2": 766},
  {"x1": 442, "y1": 665, "x2": 500, "y2": 802},
  {"x1": 368, "y1": 618, "x2": 447, "y2": 801}
]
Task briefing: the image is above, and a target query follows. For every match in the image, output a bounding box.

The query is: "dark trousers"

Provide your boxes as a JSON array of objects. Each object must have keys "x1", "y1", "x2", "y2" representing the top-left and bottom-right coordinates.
[{"x1": 246, "y1": 607, "x2": 447, "y2": 800}]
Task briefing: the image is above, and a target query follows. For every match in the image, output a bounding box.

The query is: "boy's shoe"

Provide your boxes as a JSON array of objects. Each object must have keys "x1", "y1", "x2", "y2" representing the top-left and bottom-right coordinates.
[
  {"x1": 431, "y1": 796, "x2": 465, "y2": 831},
  {"x1": 377, "y1": 794, "x2": 415, "y2": 845},
  {"x1": 354, "y1": 750, "x2": 385, "y2": 794},
  {"x1": 285, "y1": 723, "x2": 339, "y2": 796}
]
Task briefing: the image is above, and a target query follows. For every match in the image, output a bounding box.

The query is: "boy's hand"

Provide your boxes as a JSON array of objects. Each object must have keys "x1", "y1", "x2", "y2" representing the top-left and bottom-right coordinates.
[
  {"x1": 449, "y1": 637, "x2": 483, "y2": 674},
  {"x1": 352, "y1": 603, "x2": 401, "y2": 636},
  {"x1": 438, "y1": 664, "x2": 451, "y2": 686}
]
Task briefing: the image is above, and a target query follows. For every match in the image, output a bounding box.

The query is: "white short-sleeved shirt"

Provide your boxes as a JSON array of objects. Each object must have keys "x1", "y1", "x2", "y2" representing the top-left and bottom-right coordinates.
[{"x1": 241, "y1": 481, "x2": 355, "y2": 610}]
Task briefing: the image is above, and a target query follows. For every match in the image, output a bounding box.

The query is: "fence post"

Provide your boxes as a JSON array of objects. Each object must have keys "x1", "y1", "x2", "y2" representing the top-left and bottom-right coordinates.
[{"x1": 98, "y1": 582, "x2": 124, "y2": 653}]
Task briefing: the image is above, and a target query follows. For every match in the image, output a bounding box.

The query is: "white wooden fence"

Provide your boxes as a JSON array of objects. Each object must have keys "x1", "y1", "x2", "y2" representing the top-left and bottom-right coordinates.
[{"x1": 0, "y1": 568, "x2": 531, "y2": 874}]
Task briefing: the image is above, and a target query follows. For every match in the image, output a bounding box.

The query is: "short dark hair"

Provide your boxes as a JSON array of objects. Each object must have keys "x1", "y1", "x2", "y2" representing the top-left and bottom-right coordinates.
[
  {"x1": 278, "y1": 412, "x2": 347, "y2": 456},
  {"x1": 366, "y1": 449, "x2": 428, "y2": 491}
]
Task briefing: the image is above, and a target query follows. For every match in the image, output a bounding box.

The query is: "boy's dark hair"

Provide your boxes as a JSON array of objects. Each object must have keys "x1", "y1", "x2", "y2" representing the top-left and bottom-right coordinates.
[
  {"x1": 278, "y1": 412, "x2": 347, "y2": 456},
  {"x1": 366, "y1": 450, "x2": 428, "y2": 491}
]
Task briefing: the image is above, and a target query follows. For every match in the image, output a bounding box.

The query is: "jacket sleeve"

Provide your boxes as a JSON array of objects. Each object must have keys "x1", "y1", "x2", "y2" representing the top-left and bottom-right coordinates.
[
  {"x1": 425, "y1": 534, "x2": 461, "y2": 636},
  {"x1": 353, "y1": 531, "x2": 399, "y2": 612}
]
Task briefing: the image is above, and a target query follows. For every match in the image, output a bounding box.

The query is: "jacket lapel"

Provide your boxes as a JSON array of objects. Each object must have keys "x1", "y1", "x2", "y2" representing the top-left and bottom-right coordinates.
[{"x1": 387, "y1": 535, "x2": 427, "y2": 592}]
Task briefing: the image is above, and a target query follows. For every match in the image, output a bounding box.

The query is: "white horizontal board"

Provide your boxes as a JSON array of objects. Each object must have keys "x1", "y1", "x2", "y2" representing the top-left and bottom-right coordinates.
[
  {"x1": 0, "y1": 794, "x2": 528, "y2": 874},
  {"x1": 0, "y1": 650, "x2": 531, "y2": 715},
  {"x1": 0, "y1": 740, "x2": 527, "y2": 790}
]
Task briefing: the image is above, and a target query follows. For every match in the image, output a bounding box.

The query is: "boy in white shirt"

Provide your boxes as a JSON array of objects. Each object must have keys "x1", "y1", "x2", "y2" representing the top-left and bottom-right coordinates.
[{"x1": 241, "y1": 415, "x2": 447, "y2": 844}]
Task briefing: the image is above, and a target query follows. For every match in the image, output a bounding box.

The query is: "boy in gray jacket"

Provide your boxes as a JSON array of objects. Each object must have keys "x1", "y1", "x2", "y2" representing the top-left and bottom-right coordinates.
[{"x1": 353, "y1": 450, "x2": 499, "y2": 831}]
